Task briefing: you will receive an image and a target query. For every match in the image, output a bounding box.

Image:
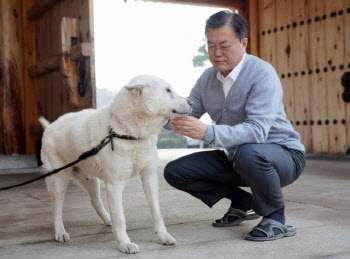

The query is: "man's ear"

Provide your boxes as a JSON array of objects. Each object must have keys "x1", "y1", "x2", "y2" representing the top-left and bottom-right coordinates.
[
  {"x1": 242, "y1": 38, "x2": 248, "y2": 51},
  {"x1": 124, "y1": 84, "x2": 144, "y2": 96}
]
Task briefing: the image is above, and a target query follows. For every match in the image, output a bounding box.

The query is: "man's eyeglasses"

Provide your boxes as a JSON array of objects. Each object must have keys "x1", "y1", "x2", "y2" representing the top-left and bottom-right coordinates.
[{"x1": 206, "y1": 39, "x2": 242, "y2": 53}]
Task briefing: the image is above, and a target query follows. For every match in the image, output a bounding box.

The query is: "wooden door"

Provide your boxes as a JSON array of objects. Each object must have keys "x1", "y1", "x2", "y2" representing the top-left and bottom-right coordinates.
[
  {"x1": 30, "y1": 0, "x2": 95, "y2": 120},
  {"x1": 259, "y1": 0, "x2": 350, "y2": 154},
  {"x1": 27, "y1": 0, "x2": 96, "y2": 154},
  {"x1": 0, "y1": 0, "x2": 26, "y2": 155},
  {"x1": 0, "y1": 0, "x2": 95, "y2": 156}
]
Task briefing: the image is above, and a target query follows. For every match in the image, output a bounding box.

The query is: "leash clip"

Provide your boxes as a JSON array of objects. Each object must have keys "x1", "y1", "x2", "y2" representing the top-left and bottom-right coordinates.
[{"x1": 108, "y1": 126, "x2": 115, "y2": 151}]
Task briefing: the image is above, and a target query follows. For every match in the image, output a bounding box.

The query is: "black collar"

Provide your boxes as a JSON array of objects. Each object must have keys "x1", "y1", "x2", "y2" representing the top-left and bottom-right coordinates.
[{"x1": 108, "y1": 126, "x2": 140, "y2": 150}]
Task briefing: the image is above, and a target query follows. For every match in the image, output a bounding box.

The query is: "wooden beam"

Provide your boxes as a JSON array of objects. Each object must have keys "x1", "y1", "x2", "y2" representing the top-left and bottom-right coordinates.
[
  {"x1": 89, "y1": 0, "x2": 96, "y2": 109},
  {"x1": 28, "y1": 56, "x2": 60, "y2": 77},
  {"x1": 0, "y1": 0, "x2": 25, "y2": 154},
  {"x1": 275, "y1": 0, "x2": 294, "y2": 126},
  {"x1": 258, "y1": 0, "x2": 277, "y2": 66},
  {"x1": 235, "y1": 5, "x2": 250, "y2": 53},
  {"x1": 60, "y1": 17, "x2": 79, "y2": 108},
  {"x1": 140, "y1": 0, "x2": 247, "y2": 9},
  {"x1": 70, "y1": 43, "x2": 93, "y2": 61},
  {"x1": 27, "y1": 0, "x2": 59, "y2": 20},
  {"x1": 291, "y1": 0, "x2": 311, "y2": 152},
  {"x1": 324, "y1": 0, "x2": 346, "y2": 153},
  {"x1": 345, "y1": 0, "x2": 350, "y2": 153},
  {"x1": 307, "y1": 0, "x2": 329, "y2": 153},
  {"x1": 22, "y1": 0, "x2": 37, "y2": 154},
  {"x1": 248, "y1": 0, "x2": 259, "y2": 56}
]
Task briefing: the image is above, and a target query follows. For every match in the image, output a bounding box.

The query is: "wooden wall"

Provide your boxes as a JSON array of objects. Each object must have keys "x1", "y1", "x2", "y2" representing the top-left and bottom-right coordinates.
[
  {"x1": 33, "y1": 0, "x2": 95, "y2": 122},
  {"x1": 0, "y1": 0, "x2": 26, "y2": 155},
  {"x1": 0, "y1": 0, "x2": 95, "y2": 156},
  {"x1": 259, "y1": 0, "x2": 350, "y2": 154}
]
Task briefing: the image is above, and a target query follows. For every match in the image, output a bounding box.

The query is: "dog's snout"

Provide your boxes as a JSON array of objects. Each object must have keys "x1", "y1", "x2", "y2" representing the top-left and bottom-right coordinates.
[{"x1": 186, "y1": 98, "x2": 193, "y2": 106}]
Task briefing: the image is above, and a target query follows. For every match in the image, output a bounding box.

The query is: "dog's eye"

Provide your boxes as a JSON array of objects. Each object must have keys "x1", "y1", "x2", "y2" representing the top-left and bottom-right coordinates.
[{"x1": 166, "y1": 88, "x2": 172, "y2": 93}]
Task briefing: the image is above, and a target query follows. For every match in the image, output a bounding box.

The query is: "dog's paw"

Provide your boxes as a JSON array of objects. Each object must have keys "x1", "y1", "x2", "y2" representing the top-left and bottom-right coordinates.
[
  {"x1": 118, "y1": 242, "x2": 139, "y2": 254},
  {"x1": 104, "y1": 219, "x2": 112, "y2": 226},
  {"x1": 55, "y1": 231, "x2": 70, "y2": 242},
  {"x1": 156, "y1": 231, "x2": 176, "y2": 246},
  {"x1": 103, "y1": 215, "x2": 112, "y2": 226}
]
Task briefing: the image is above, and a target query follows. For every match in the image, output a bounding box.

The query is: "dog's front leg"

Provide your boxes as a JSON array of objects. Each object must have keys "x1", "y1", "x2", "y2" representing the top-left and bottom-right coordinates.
[
  {"x1": 106, "y1": 181, "x2": 139, "y2": 254},
  {"x1": 141, "y1": 169, "x2": 176, "y2": 246}
]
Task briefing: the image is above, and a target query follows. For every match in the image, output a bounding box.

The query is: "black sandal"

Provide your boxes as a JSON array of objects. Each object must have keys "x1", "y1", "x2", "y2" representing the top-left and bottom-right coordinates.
[
  {"x1": 245, "y1": 218, "x2": 296, "y2": 241},
  {"x1": 212, "y1": 208, "x2": 260, "y2": 227}
]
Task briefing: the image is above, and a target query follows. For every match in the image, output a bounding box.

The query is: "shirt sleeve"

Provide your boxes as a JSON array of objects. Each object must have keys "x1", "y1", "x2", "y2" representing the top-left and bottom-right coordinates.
[{"x1": 203, "y1": 71, "x2": 282, "y2": 148}]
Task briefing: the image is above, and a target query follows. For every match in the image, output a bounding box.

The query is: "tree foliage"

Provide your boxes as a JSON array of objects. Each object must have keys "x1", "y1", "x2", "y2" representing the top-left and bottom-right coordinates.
[
  {"x1": 157, "y1": 128, "x2": 186, "y2": 149},
  {"x1": 192, "y1": 39, "x2": 209, "y2": 68}
]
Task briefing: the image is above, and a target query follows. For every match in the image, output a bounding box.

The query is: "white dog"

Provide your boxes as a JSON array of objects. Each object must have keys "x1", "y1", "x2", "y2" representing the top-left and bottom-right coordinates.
[{"x1": 39, "y1": 75, "x2": 192, "y2": 254}]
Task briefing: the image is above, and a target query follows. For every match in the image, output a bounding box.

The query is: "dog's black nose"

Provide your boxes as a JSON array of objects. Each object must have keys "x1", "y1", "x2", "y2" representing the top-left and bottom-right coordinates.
[{"x1": 172, "y1": 109, "x2": 176, "y2": 113}]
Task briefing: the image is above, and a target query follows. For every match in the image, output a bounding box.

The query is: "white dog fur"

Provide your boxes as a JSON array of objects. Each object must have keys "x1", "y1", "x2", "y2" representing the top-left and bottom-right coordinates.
[{"x1": 39, "y1": 75, "x2": 192, "y2": 254}]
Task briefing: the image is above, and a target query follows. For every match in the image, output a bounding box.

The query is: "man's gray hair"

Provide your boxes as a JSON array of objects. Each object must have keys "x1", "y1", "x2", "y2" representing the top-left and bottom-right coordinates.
[{"x1": 205, "y1": 10, "x2": 249, "y2": 41}]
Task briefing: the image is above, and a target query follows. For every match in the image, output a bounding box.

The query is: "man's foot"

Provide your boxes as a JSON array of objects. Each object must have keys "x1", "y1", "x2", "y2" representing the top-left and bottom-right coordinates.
[
  {"x1": 248, "y1": 206, "x2": 286, "y2": 238},
  {"x1": 213, "y1": 188, "x2": 256, "y2": 227},
  {"x1": 212, "y1": 207, "x2": 260, "y2": 227},
  {"x1": 245, "y1": 218, "x2": 296, "y2": 241}
]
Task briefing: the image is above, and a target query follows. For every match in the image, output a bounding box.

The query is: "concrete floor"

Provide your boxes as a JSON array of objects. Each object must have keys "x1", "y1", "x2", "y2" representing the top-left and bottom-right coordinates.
[{"x1": 0, "y1": 149, "x2": 350, "y2": 258}]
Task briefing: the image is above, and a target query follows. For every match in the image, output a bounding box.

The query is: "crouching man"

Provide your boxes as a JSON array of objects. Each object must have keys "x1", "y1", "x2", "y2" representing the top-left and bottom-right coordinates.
[{"x1": 164, "y1": 10, "x2": 306, "y2": 241}]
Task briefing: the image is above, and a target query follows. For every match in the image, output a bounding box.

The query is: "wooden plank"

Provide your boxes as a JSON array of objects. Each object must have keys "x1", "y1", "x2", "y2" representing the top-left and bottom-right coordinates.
[
  {"x1": 67, "y1": 0, "x2": 95, "y2": 111},
  {"x1": 308, "y1": 0, "x2": 329, "y2": 153},
  {"x1": 141, "y1": 0, "x2": 248, "y2": 9},
  {"x1": 27, "y1": 0, "x2": 59, "y2": 20},
  {"x1": 324, "y1": 0, "x2": 346, "y2": 153},
  {"x1": 22, "y1": 0, "x2": 37, "y2": 154},
  {"x1": 258, "y1": 0, "x2": 277, "y2": 67},
  {"x1": 248, "y1": 0, "x2": 259, "y2": 56},
  {"x1": 0, "y1": 65, "x2": 4, "y2": 153},
  {"x1": 52, "y1": 0, "x2": 64, "y2": 117},
  {"x1": 60, "y1": 17, "x2": 79, "y2": 108},
  {"x1": 275, "y1": 0, "x2": 294, "y2": 124},
  {"x1": 235, "y1": 5, "x2": 251, "y2": 54},
  {"x1": 291, "y1": 0, "x2": 311, "y2": 152},
  {"x1": 345, "y1": 0, "x2": 350, "y2": 154},
  {"x1": 28, "y1": 56, "x2": 60, "y2": 77},
  {"x1": 38, "y1": 5, "x2": 53, "y2": 120},
  {"x1": 33, "y1": 0, "x2": 95, "y2": 123},
  {"x1": 88, "y1": 0, "x2": 96, "y2": 109},
  {"x1": 0, "y1": 0, "x2": 25, "y2": 154}
]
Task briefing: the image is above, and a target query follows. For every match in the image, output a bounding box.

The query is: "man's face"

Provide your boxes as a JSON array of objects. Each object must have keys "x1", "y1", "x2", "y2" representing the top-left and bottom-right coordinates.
[{"x1": 206, "y1": 25, "x2": 248, "y2": 77}]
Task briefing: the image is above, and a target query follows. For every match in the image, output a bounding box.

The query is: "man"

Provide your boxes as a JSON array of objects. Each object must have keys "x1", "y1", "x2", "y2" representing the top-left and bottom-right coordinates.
[{"x1": 164, "y1": 10, "x2": 306, "y2": 241}]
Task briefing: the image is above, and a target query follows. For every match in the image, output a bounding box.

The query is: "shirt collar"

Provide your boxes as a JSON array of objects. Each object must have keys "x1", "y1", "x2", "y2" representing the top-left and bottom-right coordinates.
[{"x1": 216, "y1": 52, "x2": 246, "y2": 83}]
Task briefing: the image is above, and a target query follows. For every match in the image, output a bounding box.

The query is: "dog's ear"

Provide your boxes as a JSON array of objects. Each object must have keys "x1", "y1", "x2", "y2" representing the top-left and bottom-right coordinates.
[{"x1": 124, "y1": 84, "x2": 144, "y2": 96}]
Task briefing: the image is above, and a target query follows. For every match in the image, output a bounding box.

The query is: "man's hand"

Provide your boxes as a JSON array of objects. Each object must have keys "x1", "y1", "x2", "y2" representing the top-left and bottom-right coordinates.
[{"x1": 170, "y1": 116, "x2": 207, "y2": 140}]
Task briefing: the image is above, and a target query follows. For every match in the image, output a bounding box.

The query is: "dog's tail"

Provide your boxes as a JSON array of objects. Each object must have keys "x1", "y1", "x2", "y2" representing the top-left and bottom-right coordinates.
[{"x1": 38, "y1": 116, "x2": 50, "y2": 129}]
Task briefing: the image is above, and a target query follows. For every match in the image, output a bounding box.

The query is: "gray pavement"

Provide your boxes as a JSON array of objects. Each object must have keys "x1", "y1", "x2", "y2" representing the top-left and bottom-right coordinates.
[{"x1": 0, "y1": 149, "x2": 350, "y2": 258}]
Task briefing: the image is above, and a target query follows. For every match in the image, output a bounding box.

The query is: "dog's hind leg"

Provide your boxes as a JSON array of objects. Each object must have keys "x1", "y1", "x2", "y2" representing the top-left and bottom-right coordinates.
[
  {"x1": 72, "y1": 172, "x2": 111, "y2": 225},
  {"x1": 46, "y1": 171, "x2": 71, "y2": 242}
]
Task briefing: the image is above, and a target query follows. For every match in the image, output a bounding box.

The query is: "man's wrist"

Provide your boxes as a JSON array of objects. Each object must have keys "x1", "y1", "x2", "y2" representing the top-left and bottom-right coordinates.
[{"x1": 203, "y1": 125, "x2": 214, "y2": 144}]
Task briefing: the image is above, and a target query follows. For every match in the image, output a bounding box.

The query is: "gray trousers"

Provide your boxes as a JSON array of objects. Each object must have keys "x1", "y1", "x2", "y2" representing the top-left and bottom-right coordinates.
[{"x1": 164, "y1": 144, "x2": 306, "y2": 216}]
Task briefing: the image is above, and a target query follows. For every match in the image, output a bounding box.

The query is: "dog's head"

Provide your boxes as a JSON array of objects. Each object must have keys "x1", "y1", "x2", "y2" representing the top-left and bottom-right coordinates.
[{"x1": 124, "y1": 75, "x2": 192, "y2": 117}]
